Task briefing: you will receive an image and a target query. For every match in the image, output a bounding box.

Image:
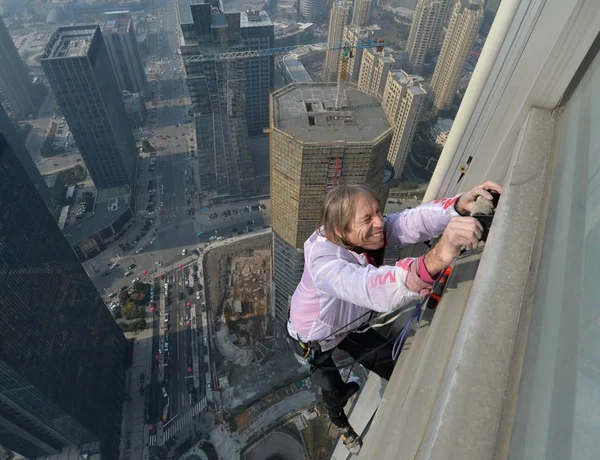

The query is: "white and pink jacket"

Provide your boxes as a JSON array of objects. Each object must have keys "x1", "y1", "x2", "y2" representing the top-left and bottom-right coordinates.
[{"x1": 288, "y1": 196, "x2": 461, "y2": 351}]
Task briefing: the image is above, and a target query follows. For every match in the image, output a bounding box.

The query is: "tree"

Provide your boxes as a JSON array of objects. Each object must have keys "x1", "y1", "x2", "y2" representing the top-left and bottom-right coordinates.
[{"x1": 141, "y1": 139, "x2": 155, "y2": 152}]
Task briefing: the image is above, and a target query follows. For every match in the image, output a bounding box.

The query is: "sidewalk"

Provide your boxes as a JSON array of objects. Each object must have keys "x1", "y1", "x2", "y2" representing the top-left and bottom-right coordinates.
[{"x1": 119, "y1": 322, "x2": 155, "y2": 460}]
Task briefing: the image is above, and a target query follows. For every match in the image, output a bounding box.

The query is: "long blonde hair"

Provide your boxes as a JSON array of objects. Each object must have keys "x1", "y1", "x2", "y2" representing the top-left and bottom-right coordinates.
[{"x1": 317, "y1": 184, "x2": 380, "y2": 249}]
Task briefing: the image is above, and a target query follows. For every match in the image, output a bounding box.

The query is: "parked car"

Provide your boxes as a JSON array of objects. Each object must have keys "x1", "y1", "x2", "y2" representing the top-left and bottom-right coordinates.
[
  {"x1": 128, "y1": 264, "x2": 136, "y2": 270},
  {"x1": 161, "y1": 387, "x2": 167, "y2": 398},
  {"x1": 124, "y1": 271, "x2": 133, "y2": 276},
  {"x1": 182, "y1": 248, "x2": 187, "y2": 256}
]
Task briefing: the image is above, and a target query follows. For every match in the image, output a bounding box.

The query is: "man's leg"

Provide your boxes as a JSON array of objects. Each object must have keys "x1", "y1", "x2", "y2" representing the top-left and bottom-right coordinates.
[{"x1": 338, "y1": 328, "x2": 395, "y2": 381}]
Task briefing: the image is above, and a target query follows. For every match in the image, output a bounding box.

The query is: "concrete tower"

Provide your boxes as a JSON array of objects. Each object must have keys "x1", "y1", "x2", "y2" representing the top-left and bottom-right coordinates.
[
  {"x1": 382, "y1": 70, "x2": 427, "y2": 178},
  {"x1": 406, "y1": 0, "x2": 454, "y2": 75},
  {"x1": 351, "y1": 0, "x2": 374, "y2": 27},
  {"x1": 357, "y1": 47, "x2": 395, "y2": 98},
  {"x1": 324, "y1": 0, "x2": 351, "y2": 82},
  {"x1": 430, "y1": 0, "x2": 484, "y2": 113},
  {"x1": 270, "y1": 82, "x2": 393, "y2": 324}
]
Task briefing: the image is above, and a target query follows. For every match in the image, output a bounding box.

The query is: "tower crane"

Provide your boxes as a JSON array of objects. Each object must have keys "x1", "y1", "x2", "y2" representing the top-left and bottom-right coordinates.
[{"x1": 181, "y1": 39, "x2": 385, "y2": 110}]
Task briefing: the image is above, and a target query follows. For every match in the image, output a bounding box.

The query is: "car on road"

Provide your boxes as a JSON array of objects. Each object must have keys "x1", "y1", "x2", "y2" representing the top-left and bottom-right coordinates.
[
  {"x1": 149, "y1": 237, "x2": 157, "y2": 244},
  {"x1": 124, "y1": 270, "x2": 133, "y2": 277},
  {"x1": 120, "y1": 285, "x2": 128, "y2": 292},
  {"x1": 108, "y1": 292, "x2": 117, "y2": 299},
  {"x1": 102, "y1": 271, "x2": 111, "y2": 277},
  {"x1": 109, "y1": 263, "x2": 118, "y2": 270},
  {"x1": 182, "y1": 248, "x2": 187, "y2": 255},
  {"x1": 135, "y1": 247, "x2": 143, "y2": 254},
  {"x1": 164, "y1": 313, "x2": 169, "y2": 323},
  {"x1": 128, "y1": 264, "x2": 136, "y2": 270},
  {"x1": 161, "y1": 387, "x2": 167, "y2": 398},
  {"x1": 132, "y1": 277, "x2": 141, "y2": 284}
]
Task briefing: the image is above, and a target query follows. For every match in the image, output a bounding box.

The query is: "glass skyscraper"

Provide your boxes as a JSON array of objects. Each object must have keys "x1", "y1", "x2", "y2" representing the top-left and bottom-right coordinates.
[{"x1": 0, "y1": 133, "x2": 127, "y2": 459}]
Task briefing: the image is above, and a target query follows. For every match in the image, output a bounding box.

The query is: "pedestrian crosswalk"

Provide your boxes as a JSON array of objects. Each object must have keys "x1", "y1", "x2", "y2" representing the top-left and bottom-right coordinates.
[{"x1": 148, "y1": 398, "x2": 207, "y2": 446}]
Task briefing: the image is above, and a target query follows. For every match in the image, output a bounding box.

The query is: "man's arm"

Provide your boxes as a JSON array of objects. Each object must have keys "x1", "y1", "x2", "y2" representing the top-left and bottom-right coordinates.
[{"x1": 384, "y1": 195, "x2": 463, "y2": 247}]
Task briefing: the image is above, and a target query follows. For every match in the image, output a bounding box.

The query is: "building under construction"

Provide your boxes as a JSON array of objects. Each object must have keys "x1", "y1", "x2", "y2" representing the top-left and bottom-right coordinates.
[
  {"x1": 269, "y1": 82, "x2": 394, "y2": 324},
  {"x1": 178, "y1": 0, "x2": 274, "y2": 197}
]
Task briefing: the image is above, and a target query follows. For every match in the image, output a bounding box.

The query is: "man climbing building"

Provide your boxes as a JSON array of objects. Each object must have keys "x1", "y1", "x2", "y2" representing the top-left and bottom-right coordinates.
[{"x1": 287, "y1": 180, "x2": 502, "y2": 454}]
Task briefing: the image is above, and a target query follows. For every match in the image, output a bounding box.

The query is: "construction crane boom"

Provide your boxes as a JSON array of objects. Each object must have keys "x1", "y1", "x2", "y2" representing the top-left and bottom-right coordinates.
[{"x1": 182, "y1": 39, "x2": 385, "y2": 63}]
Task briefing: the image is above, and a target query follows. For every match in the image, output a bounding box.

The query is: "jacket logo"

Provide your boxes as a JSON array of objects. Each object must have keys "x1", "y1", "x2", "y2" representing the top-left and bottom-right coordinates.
[
  {"x1": 432, "y1": 196, "x2": 458, "y2": 210},
  {"x1": 369, "y1": 271, "x2": 397, "y2": 288}
]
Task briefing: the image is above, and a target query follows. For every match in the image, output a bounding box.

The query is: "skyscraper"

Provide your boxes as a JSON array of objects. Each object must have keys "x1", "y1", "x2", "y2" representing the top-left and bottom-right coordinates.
[
  {"x1": 0, "y1": 103, "x2": 54, "y2": 214},
  {"x1": 351, "y1": 0, "x2": 374, "y2": 27},
  {"x1": 0, "y1": 132, "x2": 127, "y2": 460},
  {"x1": 179, "y1": 1, "x2": 274, "y2": 196},
  {"x1": 430, "y1": 0, "x2": 484, "y2": 113},
  {"x1": 324, "y1": 0, "x2": 351, "y2": 82},
  {"x1": 240, "y1": 10, "x2": 274, "y2": 136},
  {"x1": 101, "y1": 12, "x2": 148, "y2": 95},
  {"x1": 338, "y1": 25, "x2": 374, "y2": 85},
  {"x1": 299, "y1": 0, "x2": 328, "y2": 21},
  {"x1": 0, "y1": 16, "x2": 35, "y2": 118},
  {"x1": 270, "y1": 82, "x2": 393, "y2": 324},
  {"x1": 41, "y1": 25, "x2": 137, "y2": 190},
  {"x1": 381, "y1": 70, "x2": 427, "y2": 178},
  {"x1": 357, "y1": 47, "x2": 395, "y2": 98},
  {"x1": 405, "y1": 0, "x2": 454, "y2": 75}
]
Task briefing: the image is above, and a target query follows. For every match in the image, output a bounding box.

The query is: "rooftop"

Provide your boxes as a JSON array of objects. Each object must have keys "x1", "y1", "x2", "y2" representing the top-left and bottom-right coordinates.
[
  {"x1": 272, "y1": 83, "x2": 391, "y2": 143},
  {"x1": 102, "y1": 17, "x2": 131, "y2": 34},
  {"x1": 282, "y1": 56, "x2": 312, "y2": 82},
  {"x1": 63, "y1": 186, "x2": 131, "y2": 245},
  {"x1": 43, "y1": 25, "x2": 97, "y2": 60},
  {"x1": 178, "y1": 0, "x2": 204, "y2": 25},
  {"x1": 240, "y1": 10, "x2": 273, "y2": 27}
]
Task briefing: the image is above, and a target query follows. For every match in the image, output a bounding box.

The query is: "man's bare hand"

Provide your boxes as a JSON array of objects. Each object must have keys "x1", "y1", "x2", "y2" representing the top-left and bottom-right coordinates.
[
  {"x1": 424, "y1": 217, "x2": 483, "y2": 275},
  {"x1": 455, "y1": 181, "x2": 503, "y2": 215}
]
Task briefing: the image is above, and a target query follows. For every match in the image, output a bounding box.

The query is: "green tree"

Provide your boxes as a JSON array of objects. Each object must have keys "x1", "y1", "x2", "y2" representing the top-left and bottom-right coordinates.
[{"x1": 141, "y1": 139, "x2": 155, "y2": 152}]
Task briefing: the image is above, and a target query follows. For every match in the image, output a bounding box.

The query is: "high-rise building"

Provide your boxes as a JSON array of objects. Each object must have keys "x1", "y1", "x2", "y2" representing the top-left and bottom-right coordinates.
[
  {"x1": 430, "y1": 0, "x2": 484, "y2": 113},
  {"x1": 405, "y1": 0, "x2": 454, "y2": 75},
  {"x1": 357, "y1": 47, "x2": 395, "y2": 98},
  {"x1": 351, "y1": 0, "x2": 374, "y2": 27},
  {"x1": 101, "y1": 12, "x2": 148, "y2": 95},
  {"x1": 338, "y1": 25, "x2": 376, "y2": 85},
  {"x1": 480, "y1": 0, "x2": 501, "y2": 37},
  {"x1": 41, "y1": 25, "x2": 137, "y2": 190},
  {"x1": 324, "y1": 0, "x2": 351, "y2": 82},
  {"x1": 240, "y1": 10, "x2": 274, "y2": 136},
  {"x1": 0, "y1": 16, "x2": 35, "y2": 118},
  {"x1": 179, "y1": 1, "x2": 275, "y2": 196},
  {"x1": 0, "y1": 132, "x2": 127, "y2": 460},
  {"x1": 0, "y1": 103, "x2": 54, "y2": 214},
  {"x1": 299, "y1": 0, "x2": 327, "y2": 21},
  {"x1": 270, "y1": 82, "x2": 393, "y2": 324},
  {"x1": 382, "y1": 70, "x2": 427, "y2": 178}
]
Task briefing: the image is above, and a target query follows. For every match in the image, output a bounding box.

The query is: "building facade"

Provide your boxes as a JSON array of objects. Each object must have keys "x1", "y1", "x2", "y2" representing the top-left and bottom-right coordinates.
[
  {"x1": 240, "y1": 10, "x2": 275, "y2": 136},
  {"x1": 357, "y1": 47, "x2": 395, "y2": 98},
  {"x1": 382, "y1": 70, "x2": 427, "y2": 178},
  {"x1": 299, "y1": 0, "x2": 327, "y2": 21},
  {"x1": 351, "y1": 0, "x2": 374, "y2": 27},
  {"x1": 270, "y1": 82, "x2": 393, "y2": 324},
  {"x1": 405, "y1": 0, "x2": 453, "y2": 75},
  {"x1": 430, "y1": 0, "x2": 484, "y2": 113},
  {"x1": 0, "y1": 133, "x2": 127, "y2": 460},
  {"x1": 179, "y1": 0, "x2": 273, "y2": 196},
  {"x1": 0, "y1": 16, "x2": 36, "y2": 117},
  {"x1": 0, "y1": 103, "x2": 54, "y2": 214},
  {"x1": 101, "y1": 14, "x2": 148, "y2": 95},
  {"x1": 41, "y1": 25, "x2": 137, "y2": 190},
  {"x1": 324, "y1": 0, "x2": 351, "y2": 82}
]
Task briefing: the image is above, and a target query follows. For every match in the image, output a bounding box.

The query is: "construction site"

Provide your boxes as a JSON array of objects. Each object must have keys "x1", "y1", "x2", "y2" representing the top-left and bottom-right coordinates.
[{"x1": 202, "y1": 234, "x2": 308, "y2": 414}]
